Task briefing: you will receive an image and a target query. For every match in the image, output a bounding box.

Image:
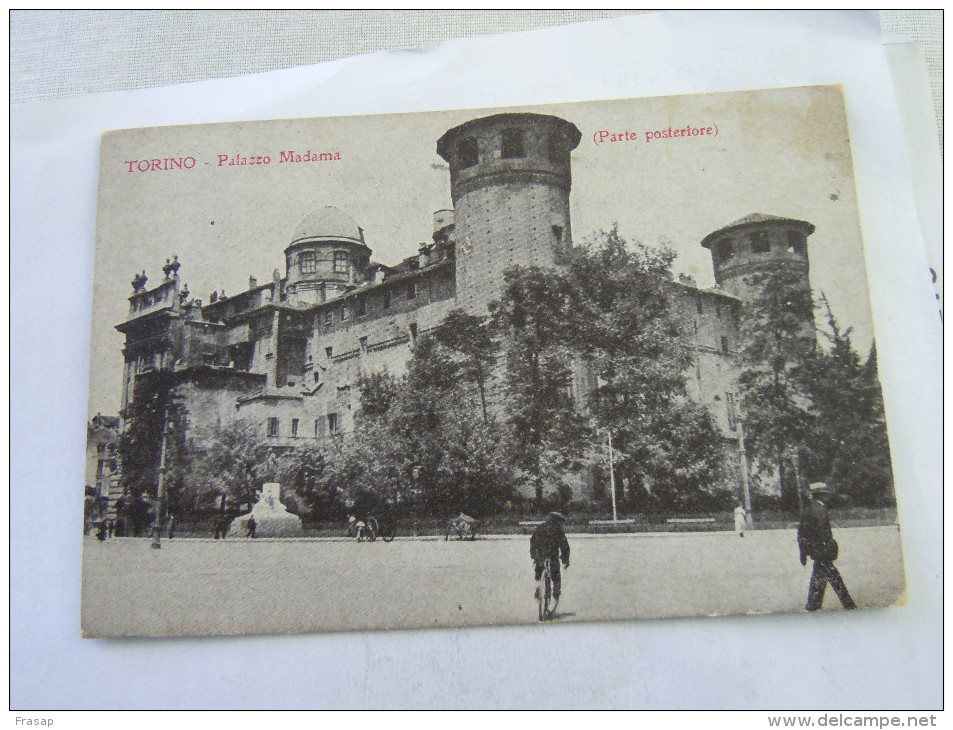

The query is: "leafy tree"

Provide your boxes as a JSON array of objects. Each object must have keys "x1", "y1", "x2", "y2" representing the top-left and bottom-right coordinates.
[
  {"x1": 566, "y1": 226, "x2": 726, "y2": 514},
  {"x1": 432, "y1": 309, "x2": 497, "y2": 423},
  {"x1": 323, "y1": 332, "x2": 515, "y2": 519},
  {"x1": 801, "y1": 299, "x2": 894, "y2": 506},
  {"x1": 736, "y1": 267, "x2": 817, "y2": 511},
  {"x1": 493, "y1": 266, "x2": 591, "y2": 509},
  {"x1": 275, "y1": 440, "x2": 345, "y2": 520},
  {"x1": 182, "y1": 419, "x2": 278, "y2": 512},
  {"x1": 117, "y1": 371, "x2": 187, "y2": 523}
]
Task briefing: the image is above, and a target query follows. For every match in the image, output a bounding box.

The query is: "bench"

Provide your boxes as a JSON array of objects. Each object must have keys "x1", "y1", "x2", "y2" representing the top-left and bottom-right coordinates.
[
  {"x1": 518, "y1": 520, "x2": 544, "y2": 534},
  {"x1": 666, "y1": 517, "x2": 717, "y2": 532},
  {"x1": 588, "y1": 519, "x2": 641, "y2": 533}
]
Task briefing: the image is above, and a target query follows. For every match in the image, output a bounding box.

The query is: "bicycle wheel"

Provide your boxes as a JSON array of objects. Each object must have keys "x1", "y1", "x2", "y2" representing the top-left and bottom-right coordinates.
[
  {"x1": 538, "y1": 561, "x2": 552, "y2": 621},
  {"x1": 543, "y1": 568, "x2": 552, "y2": 619},
  {"x1": 537, "y1": 575, "x2": 546, "y2": 621}
]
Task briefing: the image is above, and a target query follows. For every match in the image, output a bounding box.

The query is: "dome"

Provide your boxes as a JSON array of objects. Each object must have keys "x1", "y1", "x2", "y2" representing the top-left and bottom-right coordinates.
[{"x1": 290, "y1": 206, "x2": 365, "y2": 246}]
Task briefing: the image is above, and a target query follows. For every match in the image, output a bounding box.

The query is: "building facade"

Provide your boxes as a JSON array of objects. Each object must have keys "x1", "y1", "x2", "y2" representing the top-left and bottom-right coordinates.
[
  {"x1": 114, "y1": 112, "x2": 816, "y2": 503},
  {"x1": 85, "y1": 413, "x2": 121, "y2": 529}
]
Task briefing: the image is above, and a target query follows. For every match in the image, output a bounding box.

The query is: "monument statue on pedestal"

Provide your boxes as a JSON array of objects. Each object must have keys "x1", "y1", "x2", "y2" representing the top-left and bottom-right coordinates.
[{"x1": 227, "y1": 483, "x2": 303, "y2": 538}]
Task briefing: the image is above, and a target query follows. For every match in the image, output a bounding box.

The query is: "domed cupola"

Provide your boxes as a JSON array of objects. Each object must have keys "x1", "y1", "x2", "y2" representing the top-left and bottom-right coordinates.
[{"x1": 284, "y1": 206, "x2": 372, "y2": 305}]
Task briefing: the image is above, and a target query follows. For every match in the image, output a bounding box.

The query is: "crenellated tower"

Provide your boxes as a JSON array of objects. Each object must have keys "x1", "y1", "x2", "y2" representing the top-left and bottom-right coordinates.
[
  {"x1": 437, "y1": 113, "x2": 581, "y2": 314},
  {"x1": 701, "y1": 213, "x2": 818, "y2": 347}
]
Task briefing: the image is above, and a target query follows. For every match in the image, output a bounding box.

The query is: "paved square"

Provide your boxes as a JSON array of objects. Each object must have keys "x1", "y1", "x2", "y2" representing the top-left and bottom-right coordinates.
[{"x1": 81, "y1": 526, "x2": 905, "y2": 637}]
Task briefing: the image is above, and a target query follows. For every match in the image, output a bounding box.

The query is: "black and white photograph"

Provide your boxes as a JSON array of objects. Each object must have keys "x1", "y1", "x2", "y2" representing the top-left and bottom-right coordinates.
[{"x1": 81, "y1": 85, "x2": 904, "y2": 638}]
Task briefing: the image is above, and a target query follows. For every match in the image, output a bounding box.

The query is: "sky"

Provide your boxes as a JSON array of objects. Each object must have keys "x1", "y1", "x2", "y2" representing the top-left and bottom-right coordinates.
[{"x1": 89, "y1": 85, "x2": 874, "y2": 416}]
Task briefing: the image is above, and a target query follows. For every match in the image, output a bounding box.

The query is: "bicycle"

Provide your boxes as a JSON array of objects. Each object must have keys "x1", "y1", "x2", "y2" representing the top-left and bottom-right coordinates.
[
  {"x1": 348, "y1": 515, "x2": 376, "y2": 542},
  {"x1": 445, "y1": 514, "x2": 478, "y2": 541},
  {"x1": 536, "y1": 558, "x2": 556, "y2": 621}
]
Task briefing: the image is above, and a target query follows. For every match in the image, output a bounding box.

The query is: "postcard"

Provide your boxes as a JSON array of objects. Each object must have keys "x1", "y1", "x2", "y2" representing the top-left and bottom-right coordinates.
[{"x1": 82, "y1": 85, "x2": 903, "y2": 638}]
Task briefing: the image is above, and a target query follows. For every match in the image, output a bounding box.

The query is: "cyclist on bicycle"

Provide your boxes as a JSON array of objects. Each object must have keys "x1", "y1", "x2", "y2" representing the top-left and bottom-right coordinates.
[{"x1": 530, "y1": 512, "x2": 570, "y2": 603}]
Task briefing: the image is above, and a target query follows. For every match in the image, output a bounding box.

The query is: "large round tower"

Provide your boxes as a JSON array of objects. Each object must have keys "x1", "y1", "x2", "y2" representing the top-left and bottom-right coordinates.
[
  {"x1": 437, "y1": 113, "x2": 582, "y2": 313},
  {"x1": 284, "y1": 206, "x2": 371, "y2": 306}
]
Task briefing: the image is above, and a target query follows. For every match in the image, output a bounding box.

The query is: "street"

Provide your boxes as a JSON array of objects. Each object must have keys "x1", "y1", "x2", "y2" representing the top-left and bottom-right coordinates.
[{"x1": 81, "y1": 526, "x2": 905, "y2": 638}]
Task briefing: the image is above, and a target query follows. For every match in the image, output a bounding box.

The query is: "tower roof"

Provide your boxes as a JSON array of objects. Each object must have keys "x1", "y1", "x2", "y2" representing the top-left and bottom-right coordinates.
[
  {"x1": 436, "y1": 113, "x2": 581, "y2": 161},
  {"x1": 290, "y1": 206, "x2": 365, "y2": 246},
  {"x1": 701, "y1": 213, "x2": 815, "y2": 249}
]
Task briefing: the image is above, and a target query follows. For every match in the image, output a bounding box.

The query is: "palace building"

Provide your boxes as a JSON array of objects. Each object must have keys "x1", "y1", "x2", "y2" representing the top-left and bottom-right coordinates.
[{"x1": 115, "y1": 112, "x2": 816, "y2": 502}]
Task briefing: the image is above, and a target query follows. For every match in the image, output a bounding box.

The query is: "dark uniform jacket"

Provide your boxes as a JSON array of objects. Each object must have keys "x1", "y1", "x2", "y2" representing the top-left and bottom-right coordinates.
[
  {"x1": 530, "y1": 521, "x2": 570, "y2": 565},
  {"x1": 798, "y1": 500, "x2": 839, "y2": 562}
]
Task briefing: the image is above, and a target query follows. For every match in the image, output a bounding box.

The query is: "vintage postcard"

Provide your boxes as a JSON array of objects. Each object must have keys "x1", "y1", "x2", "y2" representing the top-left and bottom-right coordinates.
[{"x1": 82, "y1": 85, "x2": 904, "y2": 638}]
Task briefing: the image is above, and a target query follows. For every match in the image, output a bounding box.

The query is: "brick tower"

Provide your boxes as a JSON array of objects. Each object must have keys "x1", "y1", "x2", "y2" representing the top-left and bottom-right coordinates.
[
  {"x1": 701, "y1": 213, "x2": 818, "y2": 344},
  {"x1": 437, "y1": 113, "x2": 582, "y2": 314}
]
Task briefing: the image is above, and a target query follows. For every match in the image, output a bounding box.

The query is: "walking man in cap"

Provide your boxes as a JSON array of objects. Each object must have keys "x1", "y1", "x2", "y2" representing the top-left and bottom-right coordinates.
[
  {"x1": 798, "y1": 482, "x2": 857, "y2": 611},
  {"x1": 531, "y1": 512, "x2": 571, "y2": 605}
]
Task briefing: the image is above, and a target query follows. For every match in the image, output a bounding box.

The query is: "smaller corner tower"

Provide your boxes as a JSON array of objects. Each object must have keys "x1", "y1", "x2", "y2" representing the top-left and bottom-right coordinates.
[
  {"x1": 437, "y1": 113, "x2": 581, "y2": 314},
  {"x1": 701, "y1": 214, "x2": 815, "y2": 301},
  {"x1": 701, "y1": 213, "x2": 817, "y2": 345}
]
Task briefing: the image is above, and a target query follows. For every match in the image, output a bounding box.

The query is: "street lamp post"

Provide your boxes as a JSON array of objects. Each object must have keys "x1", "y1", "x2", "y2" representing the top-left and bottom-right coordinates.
[
  {"x1": 606, "y1": 430, "x2": 618, "y2": 522},
  {"x1": 151, "y1": 405, "x2": 170, "y2": 549},
  {"x1": 736, "y1": 418, "x2": 753, "y2": 528}
]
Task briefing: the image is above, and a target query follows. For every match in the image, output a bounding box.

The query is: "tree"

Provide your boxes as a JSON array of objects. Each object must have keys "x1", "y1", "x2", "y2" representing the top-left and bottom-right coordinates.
[
  {"x1": 491, "y1": 226, "x2": 727, "y2": 514},
  {"x1": 323, "y1": 331, "x2": 515, "y2": 519},
  {"x1": 432, "y1": 309, "x2": 497, "y2": 423},
  {"x1": 801, "y1": 298, "x2": 894, "y2": 506},
  {"x1": 736, "y1": 267, "x2": 817, "y2": 511},
  {"x1": 117, "y1": 370, "x2": 187, "y2": 524},
  {"x1": 494, "y1": 266, "x2": 591, "y2": 509},
  {"x1": 566, "y1": 226, "x2": 726, "y2": 513},
  {"x1": 183, "y1": 419, "x2": 277, "y2": 512},
  {"x1": 276, "y1": 440, "x2": 344, "y2": 520}
]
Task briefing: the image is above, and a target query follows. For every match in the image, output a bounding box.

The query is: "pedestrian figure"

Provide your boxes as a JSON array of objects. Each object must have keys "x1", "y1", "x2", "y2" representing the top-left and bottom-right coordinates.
[
  {"x1": 246, "y1": 516, "x2": 257, "y2": 539},
  {"x1": 798, "y1": 482, "x2": 857, "y2": 611},
  {"x1": 167, "y1": 513, "x2": 175, "y2": 539},
  {"x1": 734, "y1": 503, "x2": 747, "y2": 537},
  {"x1": 530, "y1": 512, "x2": 571, "y2": 605},
  {"x1": 348, "y1": 515, "x2": 370, "y2": 541},
  {"x1": 214, "y1": 514, "x2": 228, "y2": 539}
]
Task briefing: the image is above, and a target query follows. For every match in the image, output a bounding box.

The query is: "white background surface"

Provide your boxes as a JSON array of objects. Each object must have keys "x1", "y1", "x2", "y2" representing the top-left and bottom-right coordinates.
[{"x1": 10, "y1": 10, "x2": 943, "y2": 710}]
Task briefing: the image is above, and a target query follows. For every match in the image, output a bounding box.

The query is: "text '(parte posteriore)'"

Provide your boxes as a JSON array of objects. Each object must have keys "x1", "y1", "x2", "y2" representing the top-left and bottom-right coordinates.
[{"x1": 592, "y1": 124, "x2": 719, "y2": 145}]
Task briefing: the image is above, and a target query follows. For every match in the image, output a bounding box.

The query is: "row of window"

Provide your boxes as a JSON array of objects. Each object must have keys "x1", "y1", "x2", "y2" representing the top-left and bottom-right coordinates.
[
  {"x1": 456, "y1": 128, "x2": 562, "y2": 169},
  {"x1": 321, "y1": 281, "x2": 418, "y2": 327},
  {"x1": 290, "y1": 250, "x2": 352, "y2": 275},
  {"x1": 712, "y1": 230, "x2": 806, "y2": 263},
  {"x1": 266, "y1": 414, "x2": 340, "y2": 439},
  {"x1": 320, "y1": 323, "x2": 418, "y2": 362}
]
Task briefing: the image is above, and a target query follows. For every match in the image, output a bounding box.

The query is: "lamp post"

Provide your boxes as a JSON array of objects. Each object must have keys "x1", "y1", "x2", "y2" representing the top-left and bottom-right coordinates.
[
  {"x1": 606, "y1": 429, "x2": 618, "y2": 522},
  {"x1": 736, "y1": 416, "x2": 753, "y2": 529},
  {"x1": 151, "y1": 405, "x2": 170, "y2": 549}
]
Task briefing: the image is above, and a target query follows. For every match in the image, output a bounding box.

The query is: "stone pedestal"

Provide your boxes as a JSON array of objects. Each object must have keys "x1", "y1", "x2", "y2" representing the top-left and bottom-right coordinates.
[{"x1": 228, "y1": 483, "x2": 303, "y2": 538}]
